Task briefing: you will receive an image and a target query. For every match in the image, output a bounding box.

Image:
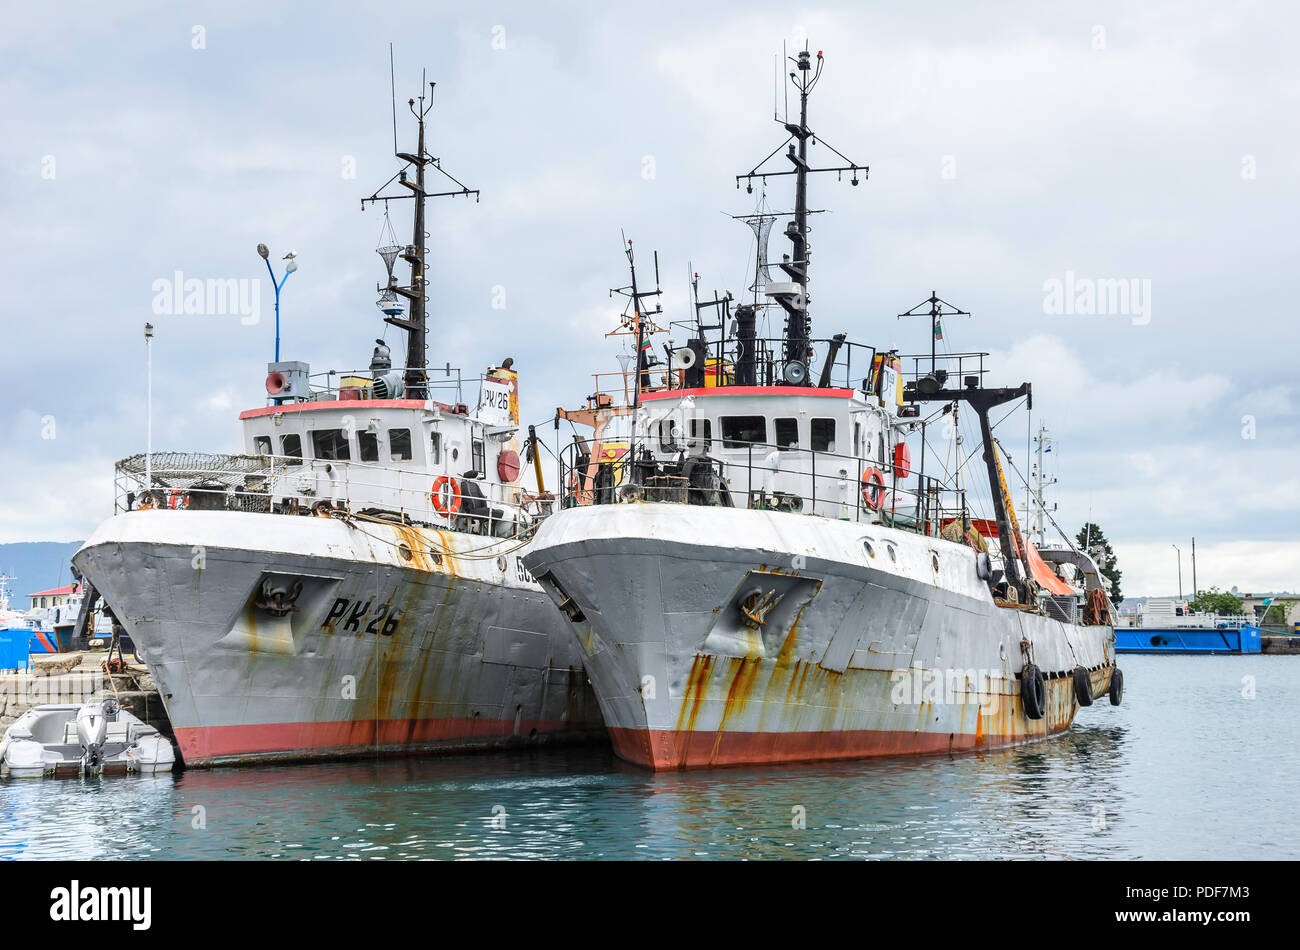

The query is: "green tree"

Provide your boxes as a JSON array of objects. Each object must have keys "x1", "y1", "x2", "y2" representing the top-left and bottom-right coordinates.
[
  {"x1": 1076, "y1": 522, "x2": 1122, "y2": 604},
  {"x1": 1259, "y1": 602, "x2": 1289, "y2": 627},
  {"x1": 1187, "y1": 586, "x2": 1243, "y2": 616}
]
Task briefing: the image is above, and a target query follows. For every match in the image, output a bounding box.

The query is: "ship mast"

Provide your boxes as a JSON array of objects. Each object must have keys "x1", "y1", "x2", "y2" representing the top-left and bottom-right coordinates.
[
  {"x1": 362, "y1": 73, "x2": 479, "y2": 400},
  {"x1": 735, "y1": 44, "x2": 865, "y2": 386},
  {"x1": 610, "y1": 237, "x2": 663, "y2": 410},
  {"x1": 1029, "y1": 424, "x2": 1057, "y2": 547}
]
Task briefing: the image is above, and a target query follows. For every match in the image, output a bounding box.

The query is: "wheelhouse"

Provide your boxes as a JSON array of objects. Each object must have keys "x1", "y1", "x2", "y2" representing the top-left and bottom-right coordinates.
[{"x1": 116, "y1": 358, "x2": 533, "y2": 538}]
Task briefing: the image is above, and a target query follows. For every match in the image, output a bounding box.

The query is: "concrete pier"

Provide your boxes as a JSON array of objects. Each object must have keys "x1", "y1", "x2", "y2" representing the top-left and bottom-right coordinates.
[
  {"x1": 0, "y1": 652, "x2": 171, "y2": 739},
  {"x1": 1262, "y1": 635, "x2": 1300, "y2": 655}
]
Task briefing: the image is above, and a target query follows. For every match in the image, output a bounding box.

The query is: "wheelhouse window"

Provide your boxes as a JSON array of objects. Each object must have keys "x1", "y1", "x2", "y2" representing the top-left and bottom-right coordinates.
[
  {"x1": 687, "y1": 418, "x2": 711, "y2": 450},
  {"x1": 280, "y1": 433, "x2": 302, "y2": 465},
  {"x1": 811, "y1": 418, "x2": 836, "y2": 453},
  {"x1": 472, "y1": 438, "x2": 486, "y2": 475},
  {"x1": 658, "y1": 418, "x2": 682, "y2": 451},
  {"x1": 388, "y1": 428, "x2": 412, "y2": 462},
  {"x1": 253, "y1": 435, "x2": 272, "y2": 455},
  {"x1": 310, "y1": 428, "x2": 351, "y2": 461},
  {"x1": 774, "y1": 418, "x2": 799, "y2": 450},
  {"x1": 358, "y1": 431, "x2": 379, "y2": 462},
  {"x1": 720, "y1": 416, "x2": 767, "y2": 448},
  {"x1": 430, "y1": 431, "x2": 442, "y2": 466}
]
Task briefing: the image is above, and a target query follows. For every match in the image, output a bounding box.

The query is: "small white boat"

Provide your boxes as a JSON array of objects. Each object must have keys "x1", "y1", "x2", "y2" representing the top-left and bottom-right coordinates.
[{"x1": 0, "y1": 699, "x2": 175, "y2": 778}]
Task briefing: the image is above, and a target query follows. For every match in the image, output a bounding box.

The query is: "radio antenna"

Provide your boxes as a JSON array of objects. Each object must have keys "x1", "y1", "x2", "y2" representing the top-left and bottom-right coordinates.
[
  {"x1": 773, "y1": 53, "x2": 779, "y2": 121},
  {"x1": 782, "y1": 41, "x2": 789, "y2": 122},
  {"x1": 389, "y1": 44, "x2": 398, "y2": 154}
]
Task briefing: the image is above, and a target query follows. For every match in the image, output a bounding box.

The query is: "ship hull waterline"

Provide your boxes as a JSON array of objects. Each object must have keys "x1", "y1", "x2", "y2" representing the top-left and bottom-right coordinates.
[
  {"x1": 522, "y1": 504, "x2": 1117, "y2": 771},
  {"x1": 73, "y1": 510, "x2": 606, "y2": 767}
]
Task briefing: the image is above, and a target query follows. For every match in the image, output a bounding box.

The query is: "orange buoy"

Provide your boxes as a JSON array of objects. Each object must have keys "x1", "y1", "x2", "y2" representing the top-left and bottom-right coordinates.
[
  {"x1": 861, "y1": 467, "x2": 886, "y2": 510},
  {"x1": 431, "y1": 475, "x2": 462, "y2": 517}
]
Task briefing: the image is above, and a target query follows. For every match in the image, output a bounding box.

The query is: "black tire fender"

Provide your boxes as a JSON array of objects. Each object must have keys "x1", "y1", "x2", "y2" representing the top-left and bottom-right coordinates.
[
  {"x1": 1072, "y1": 666, "x2": 1094, "y2": 707},
  {"x1": 1021, "y1": 663, "x2": 1046, "y2": 720},
  {"x1": 1108, "y1": 667, "x2": 1124, "y2": 706}
]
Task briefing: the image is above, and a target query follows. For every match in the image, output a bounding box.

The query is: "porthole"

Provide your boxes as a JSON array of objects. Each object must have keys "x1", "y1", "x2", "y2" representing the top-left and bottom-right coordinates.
[
  {"x1": 398, "y1": 542, "x2": 413, "y2": 561},
  {"x1": 497, "y1": 556, "x2": 508, "y2": 573},
  {"x1": 862, "y1": 539, "x2": 876, "y2": 559},
  {"x1": 887, "y1": 545, "x2": 897, "y2": 563},
  {"x1": 931, "y1": 552, "x2": 940, "y2": 572},
  {"x1": 429, "y1": 549, "x2": 443, "y2": 565}
]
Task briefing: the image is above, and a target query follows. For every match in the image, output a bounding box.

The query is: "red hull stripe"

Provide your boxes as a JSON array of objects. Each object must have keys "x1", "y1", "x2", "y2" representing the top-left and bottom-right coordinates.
[
  {"x1": 639, "y1": 386, "x2": 856, "y2": 401},
  {"x1": 607, "y1": 725, "x2": 1058, "y2": 770},
  {"x1": 238, "y1": 399, "x2": 452, "y2": 420},
  {"x1": 174, "y1": 716, "x2": 583, "y2": 763}
]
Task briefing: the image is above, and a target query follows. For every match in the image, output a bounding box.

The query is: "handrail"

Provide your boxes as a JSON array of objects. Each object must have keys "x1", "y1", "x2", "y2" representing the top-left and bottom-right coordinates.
[
  {"x1": 660, "y1": 335, "x2": 878, "y2": 391},
  {"x1": 112, "y1": 451, "x2": 540, "y2": 537},
  {"x1": 556, "y1": 435, "x2": 973, "y2": 538}
]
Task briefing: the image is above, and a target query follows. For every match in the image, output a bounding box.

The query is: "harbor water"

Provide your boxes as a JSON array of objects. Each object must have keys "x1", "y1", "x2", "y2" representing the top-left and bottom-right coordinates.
[{"x1": 2, "y1": 654, "x2": 1295, "y2": 860}]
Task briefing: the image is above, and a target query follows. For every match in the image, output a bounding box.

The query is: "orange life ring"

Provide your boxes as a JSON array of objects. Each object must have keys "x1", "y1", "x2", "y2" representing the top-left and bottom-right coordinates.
[
  {"x1": 431, "y1": 475, "x2": 461, "y2": 517},
  {"x1": 861, "y1": 467, "x2": 886, "y2": 511},
  {"x1": 168, "y1": 489, "x2": 189, "y2": 510}
]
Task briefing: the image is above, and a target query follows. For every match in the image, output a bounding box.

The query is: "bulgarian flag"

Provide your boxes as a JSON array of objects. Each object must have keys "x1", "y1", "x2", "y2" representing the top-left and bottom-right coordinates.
[
  {"x1": 934, "y1": 319, "x2": 944, "y2": 341},
  {"x1": 638, "y1": 338, "x2": 652, "y2": 352}
]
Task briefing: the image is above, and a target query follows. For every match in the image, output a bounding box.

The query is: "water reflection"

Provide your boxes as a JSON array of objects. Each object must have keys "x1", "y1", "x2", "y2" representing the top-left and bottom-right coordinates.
[{"x1": 1, "y1": 655, "x2": 1295, "y2": 860}]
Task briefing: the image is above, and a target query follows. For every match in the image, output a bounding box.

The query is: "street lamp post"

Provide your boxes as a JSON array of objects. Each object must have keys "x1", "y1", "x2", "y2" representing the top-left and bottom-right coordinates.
[
  {"x1": 257, "y1": 243, "x2": 298, "y2": 362},
  {"x1": 144, "y1": 322, "x2": 153, "y2": 492},
  {"x1": 1172, "y1": 543, "x2": 1183, "y2": 600}
]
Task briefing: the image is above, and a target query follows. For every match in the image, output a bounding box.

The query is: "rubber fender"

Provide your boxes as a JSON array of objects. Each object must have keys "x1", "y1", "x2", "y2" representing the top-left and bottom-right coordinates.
[
  {"x1": 1108, "y1": 667, "x2": 1124, "y2": 706},
  {"x1": 1021, "y1": 663, "x2": 1046, "y2": 720},
  {"x1": 1072, "y1": 666, "x2": 1094, "y2": 707}
]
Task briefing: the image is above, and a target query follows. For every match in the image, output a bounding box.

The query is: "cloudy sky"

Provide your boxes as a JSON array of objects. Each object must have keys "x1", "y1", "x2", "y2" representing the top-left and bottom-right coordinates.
[{"x1": 2, "y1": 1, "x2": 1296, "y2": 598}]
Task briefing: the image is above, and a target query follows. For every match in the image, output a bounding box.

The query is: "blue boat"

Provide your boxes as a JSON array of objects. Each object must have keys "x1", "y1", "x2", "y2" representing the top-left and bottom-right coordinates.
[
  {"x1": 0, "y1": 576, "x2": 33, "y2": 670},
  {"x1": 1115, "y1": 623, "x2": 1263, "y2": 654},
  {"x1": 1117, "y1": 598, "x2": 1263, "y2": 654}
]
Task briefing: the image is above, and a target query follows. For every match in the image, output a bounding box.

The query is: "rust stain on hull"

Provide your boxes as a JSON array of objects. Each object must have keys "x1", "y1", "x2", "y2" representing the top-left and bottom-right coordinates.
[{"x1": 655, "y1": 651, "x2": 1111, "y2": 769}]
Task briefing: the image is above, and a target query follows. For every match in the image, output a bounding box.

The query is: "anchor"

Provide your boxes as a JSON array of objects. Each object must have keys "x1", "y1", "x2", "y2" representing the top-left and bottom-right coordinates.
[
  {"x1": 739, "y1": 589, "x2": 783, "y2": 628},
  {"x1": 254, "y1": 578, "x2": 303, "y2": 617}
]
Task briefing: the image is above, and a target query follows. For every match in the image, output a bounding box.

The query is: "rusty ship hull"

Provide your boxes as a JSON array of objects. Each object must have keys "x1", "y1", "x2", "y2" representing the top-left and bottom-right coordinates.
[
  {"x1": 523, "y1": 504, "x2": 1116, "y2": 770},
  {"x1": 74, "y1": 510, "x2": 605, "y2": 767}
]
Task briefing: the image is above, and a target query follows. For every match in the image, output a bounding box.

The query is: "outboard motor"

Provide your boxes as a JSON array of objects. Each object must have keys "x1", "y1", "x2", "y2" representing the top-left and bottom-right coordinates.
[{"x1": 75, "y1": 699, "x2": 115, "y2": 774}]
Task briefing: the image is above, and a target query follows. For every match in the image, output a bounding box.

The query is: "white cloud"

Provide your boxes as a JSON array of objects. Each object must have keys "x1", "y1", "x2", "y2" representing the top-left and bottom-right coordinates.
[
  {"x1": 0, "y1": 0, "x2": 1296, "y2": 570},
  {"x1": 1239, "y1": 385, "x2": 1294, "y2": 418},
  {"x1": 1118, "y1": 540, "x2": 1300, "y2": 599}
]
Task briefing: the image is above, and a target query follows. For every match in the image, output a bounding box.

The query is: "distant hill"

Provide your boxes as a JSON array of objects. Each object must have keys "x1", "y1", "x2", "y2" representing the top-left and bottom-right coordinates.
[{"x1": 0, "y1": 542, "x2": 85, "y2": 607}]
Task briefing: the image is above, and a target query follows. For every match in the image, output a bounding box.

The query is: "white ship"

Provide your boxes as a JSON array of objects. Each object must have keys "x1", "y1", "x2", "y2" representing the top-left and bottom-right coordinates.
[
  {"x1": 523, "y1": 44, "x2": 1122, "y2": 769},
  {"x1": 73, "y1": 77, "x2": 602, "y2": 766}
]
